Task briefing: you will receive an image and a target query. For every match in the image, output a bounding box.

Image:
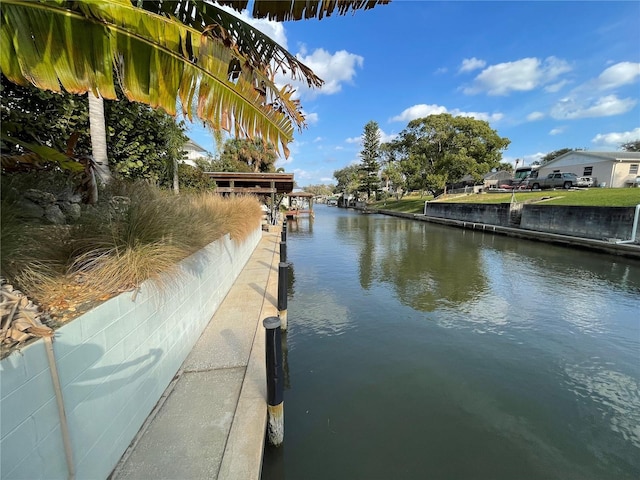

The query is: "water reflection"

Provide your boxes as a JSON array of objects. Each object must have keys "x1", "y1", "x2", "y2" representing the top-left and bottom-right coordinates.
[
  {"x1": 336, "y1": 215, "x2": 489, "y2": 311},
  {"x1": 564, "y1": 360, "x2": 640, "y2": 448}
]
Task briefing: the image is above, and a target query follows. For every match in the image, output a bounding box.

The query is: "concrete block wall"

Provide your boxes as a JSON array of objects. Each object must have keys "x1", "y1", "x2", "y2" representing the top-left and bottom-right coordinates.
[
  {"x1": 520, "y1": 205, "x2": 637, "y2": 240},
  {"x1": 425, "y1": 202, "x2": 513, "y2": 227},
  {"x1": 1, "y1": 228, "x2": 261, "y2": 480}
]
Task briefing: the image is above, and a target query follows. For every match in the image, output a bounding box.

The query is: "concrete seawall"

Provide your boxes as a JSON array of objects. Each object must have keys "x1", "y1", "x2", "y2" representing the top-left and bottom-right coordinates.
[
  {"x1": 376, "y1": 209, "x2": 640, "y2": 259},
  {"x1": 423, "y1": 202, "x2": 639, "y2": 241}
]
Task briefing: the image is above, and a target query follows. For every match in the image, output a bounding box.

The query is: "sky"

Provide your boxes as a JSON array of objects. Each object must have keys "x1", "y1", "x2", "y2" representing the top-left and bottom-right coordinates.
[{"x1": 185, "y1": 1, "x2": 640, "y2": 188}]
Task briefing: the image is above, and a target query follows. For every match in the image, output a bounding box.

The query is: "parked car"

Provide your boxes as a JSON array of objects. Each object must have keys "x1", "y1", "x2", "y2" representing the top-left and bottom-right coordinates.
[
  {"x1": 577, "y1": 176, "x2": 596, "y2": 187},
  {"x1": 529, "y1": 172, "x2": 579, "y2": 190}
]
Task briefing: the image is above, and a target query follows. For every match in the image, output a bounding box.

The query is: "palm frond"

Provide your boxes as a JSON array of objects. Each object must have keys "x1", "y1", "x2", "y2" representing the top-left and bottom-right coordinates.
[
  {"x1": 1, "y1": 0, "x2": 298, "y2": 152},
  {"x1": 248, "y1": 0, "x2": 391, "y2": 21}
]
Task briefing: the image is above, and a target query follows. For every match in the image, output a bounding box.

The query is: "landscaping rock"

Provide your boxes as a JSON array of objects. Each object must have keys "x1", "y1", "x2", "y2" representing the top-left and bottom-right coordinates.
[
  {"x1": 17, "y1": 199, "x2": 45, "y2": 219},
  {"x1": 60, "y1": 202, "x2": 82, "y2": 221},
  {"x1": 44, "y1": 205, "x2": 66, "y2": 225},
  {"x1": 23, "y1": 189, "x2": 56, "y2": 206}
]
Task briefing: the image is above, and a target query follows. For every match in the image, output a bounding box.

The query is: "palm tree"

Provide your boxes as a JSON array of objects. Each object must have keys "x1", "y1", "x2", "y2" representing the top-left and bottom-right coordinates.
[
  {"x1": 220, "y1": 138, "x2": 279, "y2": 173},
  {"x1": 87, "y1": 94, "x2": 112, "y2": 184},
  {"x1": 1, "y1": 0, "x2": 389, "y2": 173}
]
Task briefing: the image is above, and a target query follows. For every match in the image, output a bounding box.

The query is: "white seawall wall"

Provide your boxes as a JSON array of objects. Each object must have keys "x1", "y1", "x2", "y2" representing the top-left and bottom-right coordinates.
[{"x1": 1, "y1": 228, "x2": 262, "y2": 479}]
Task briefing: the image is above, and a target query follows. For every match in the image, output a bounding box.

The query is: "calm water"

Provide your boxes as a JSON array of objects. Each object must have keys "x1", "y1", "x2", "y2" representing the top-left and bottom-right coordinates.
[{"x1": 261, "y1": 205, "x2": 640, "y2": 480}]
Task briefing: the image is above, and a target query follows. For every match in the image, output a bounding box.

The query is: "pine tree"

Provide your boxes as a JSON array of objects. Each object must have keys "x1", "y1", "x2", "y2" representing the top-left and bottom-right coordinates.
[{"x1": 359, "y1": 121, "x2": 381, "y2": 199}]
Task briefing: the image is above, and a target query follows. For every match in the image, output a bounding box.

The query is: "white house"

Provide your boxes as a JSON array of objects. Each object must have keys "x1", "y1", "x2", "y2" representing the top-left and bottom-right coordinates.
[
  {"x1": 182, "y1": 139, "x2": 209, "y2": 166},
  {"x1": 537, "y1": 151, "x2": 640, "y2": 188}
]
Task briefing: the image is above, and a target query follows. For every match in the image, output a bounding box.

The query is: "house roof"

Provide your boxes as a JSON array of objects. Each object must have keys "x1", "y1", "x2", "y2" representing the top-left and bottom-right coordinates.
[
  {"x1": 547, "y1": 151, "x2": 640, "y2": 166},
  {"x1": 184, "y1": 139, "x2": 208, "y2": 153}
]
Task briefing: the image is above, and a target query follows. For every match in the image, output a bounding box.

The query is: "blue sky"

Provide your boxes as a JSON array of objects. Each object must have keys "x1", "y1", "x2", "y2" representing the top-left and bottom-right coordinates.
[{"x1": 185, "y1": 1, "x2": 640, "y2": 187}]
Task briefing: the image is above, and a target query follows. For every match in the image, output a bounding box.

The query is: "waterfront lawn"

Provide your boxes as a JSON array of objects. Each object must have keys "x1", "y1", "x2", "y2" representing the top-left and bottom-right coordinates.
[
  {"x1": 374, "y1": 195, "x2": 433, "y2": 213},
  {"x1": 373, "y1": 188, "x2": 640, "y2": 213}
]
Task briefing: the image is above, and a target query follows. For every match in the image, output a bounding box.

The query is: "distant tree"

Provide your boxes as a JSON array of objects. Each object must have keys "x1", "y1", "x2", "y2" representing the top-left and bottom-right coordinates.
[
  {"x1": 379, "y1": 142, "x2": 406, "y2": 198},
  {"x1": 333, "y1": 164, "x2": 361, "y2": 196},
  {"x1": 193, "y1": 155, "x2": 217, "y2": 172},
  {"x1": 219, "y1": 138, "x2": 278, "y2": 173},
  {"x1": 358, "y1": 121, "x2": 381, "y2": 199},
  {"x1": 303, "y1": 184, "x2": 334, "y2": 196},
  {"x1": 540, "y1": 148, "x2": 576, "y2": 164},
  {"x1": 386, "y1": 113, "x2": 510, "y2": 195},
  {"x1": 498, "y1": 162, "x2": 514, "y2": 173},
  {"x1": 176, "y1": 163, "x2": 216, "y2": 191},
  {"x1": 621, "y1": 140, "x2": 640, "y2": 152}
]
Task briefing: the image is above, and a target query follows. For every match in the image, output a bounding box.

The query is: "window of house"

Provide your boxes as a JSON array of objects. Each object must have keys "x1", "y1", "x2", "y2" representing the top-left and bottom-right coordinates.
[
  {"x1": 630, "y1": 164, "x2": 639, "y2": 175},
  {"x1": 583, "y1": 166, "x2": 593, "y2": 176}
]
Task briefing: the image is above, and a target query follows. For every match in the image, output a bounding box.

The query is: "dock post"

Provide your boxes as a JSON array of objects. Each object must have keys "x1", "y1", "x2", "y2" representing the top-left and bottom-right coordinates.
[
  {"x1": 278, "y1": 262, "x2": 288, "y2": 331},
  {"x1": 281, "y1": 220, "x2": 287, "y2": 242},
  {"x1": 279, "y1": 241, "x2": 287, "y2": 263},
  {"x1": 263, "y1": 316, "x2": 284, "y2": 447}
]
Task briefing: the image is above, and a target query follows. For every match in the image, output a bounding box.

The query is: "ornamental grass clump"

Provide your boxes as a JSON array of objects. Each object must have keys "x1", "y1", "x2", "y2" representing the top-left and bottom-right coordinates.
[
  {"x1": 2, "y1": 178, "x2": 263, "y2": 323},
  {"x1": 189, "y1": 192, "x2": 263, "y2": 242}
]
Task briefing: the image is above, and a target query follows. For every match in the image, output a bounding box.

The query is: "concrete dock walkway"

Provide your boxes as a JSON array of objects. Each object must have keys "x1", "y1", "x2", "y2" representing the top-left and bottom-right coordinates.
[{"x1": 111, "y1": 229, "x2": 281, "y2": 480}]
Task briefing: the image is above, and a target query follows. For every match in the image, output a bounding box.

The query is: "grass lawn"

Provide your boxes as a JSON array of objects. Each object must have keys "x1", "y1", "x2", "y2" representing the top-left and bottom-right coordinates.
[{"x1": 372, "y1": 188, "x2": 640, "y2": 214}]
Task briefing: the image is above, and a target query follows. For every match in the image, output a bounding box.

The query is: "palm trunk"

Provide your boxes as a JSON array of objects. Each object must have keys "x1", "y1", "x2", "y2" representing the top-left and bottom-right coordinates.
[
  {"x1": 173, "y1": 158, "x2": 180, "y2": 194},
  {"x1": 88, "y1": 93, "x2": 112, "y2": 185}
]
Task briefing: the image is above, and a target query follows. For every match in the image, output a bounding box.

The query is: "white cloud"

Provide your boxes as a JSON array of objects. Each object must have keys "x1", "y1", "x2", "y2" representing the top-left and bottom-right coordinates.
[
  {"x1": 304, "y1": 111, "x2": 319, "y2": 125},
  {"x1": 280, "y1": 48, "x2": 364, "y2": 99},
  {"x1": 276, "y1": 154, "x2": 294, "y2": 166},
  {"x1": 459, "y1": 57, "x2": 486, "y2": 73},
  {"x1": 549, "y1": 127, "x2": 564, "y2": 136},
  {"x1": 464, "y1": 56, "x2": 572, "y2": 96},
  {"x1": 390, "y1": 104, "x2": 503, "y2": 123},
  {"x1": 550, "y1": 94, "x2": 637, "y2": 119},
  {"x1": 343, "y1": 128, "x2": 397, "y2": 146},
  {"x1": 220, "y1": 8, "x2": 364, "y2": 101},
  {"x1": 591, "y1": 127, "x2": 640, "y2": 147},
  {"x1": 291, "y1": 168, "x2": 313, "y2": 182},
  {"x1": 313, "y1": 136, "x2": 323, "y2": 143},
  {"x1": 379, "y1": 129, "x2": 397, "y2": 143},
  {"x1": 594, "y1": 62, "x2": 640, "y2": 90},
  {"x1": 435, "y1": 67, "x2": 448, "y2": 75},
  {"x1": 545, "y1": 80, "x2": 569, "y2": 93},
  {"x1": 527, "y1": 111, "x2": 545, "y2": 121}
]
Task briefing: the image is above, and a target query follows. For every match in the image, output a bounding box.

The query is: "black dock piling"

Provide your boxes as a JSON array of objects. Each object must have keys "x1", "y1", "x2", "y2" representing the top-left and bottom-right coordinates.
[
  {"x1": 264, "y1": 316, "x2": 284, "y2": 447},
  {"x1": 279, "y1": 241, "x2": 287, "y2": 263},
  {"x1": 277, "y1": 262, "x2": 288, "y2": 330}
]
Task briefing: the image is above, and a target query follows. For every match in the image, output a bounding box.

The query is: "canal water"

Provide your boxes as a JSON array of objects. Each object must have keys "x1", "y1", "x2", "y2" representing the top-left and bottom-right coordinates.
[{"x1": 261, "y1": 205, "x2": 640, "y2": 480}]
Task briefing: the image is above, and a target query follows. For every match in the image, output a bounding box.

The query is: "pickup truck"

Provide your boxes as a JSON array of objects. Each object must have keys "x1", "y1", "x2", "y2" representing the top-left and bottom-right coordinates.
[{"x1": 528, "y1": 172, "x2": 579, "y2": 190}]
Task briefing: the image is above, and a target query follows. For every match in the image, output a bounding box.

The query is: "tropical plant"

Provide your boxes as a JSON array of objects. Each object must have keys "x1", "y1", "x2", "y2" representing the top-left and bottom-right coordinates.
[
  {"x1": 217, "y1": 137, "x2": 279, "y2": 173},
  {"x1": 2, "y1": 76, "x2": 189, "y2": 189},
  {"x1": 1, "y1": 0, "x2": 389, "y2": 161}
]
